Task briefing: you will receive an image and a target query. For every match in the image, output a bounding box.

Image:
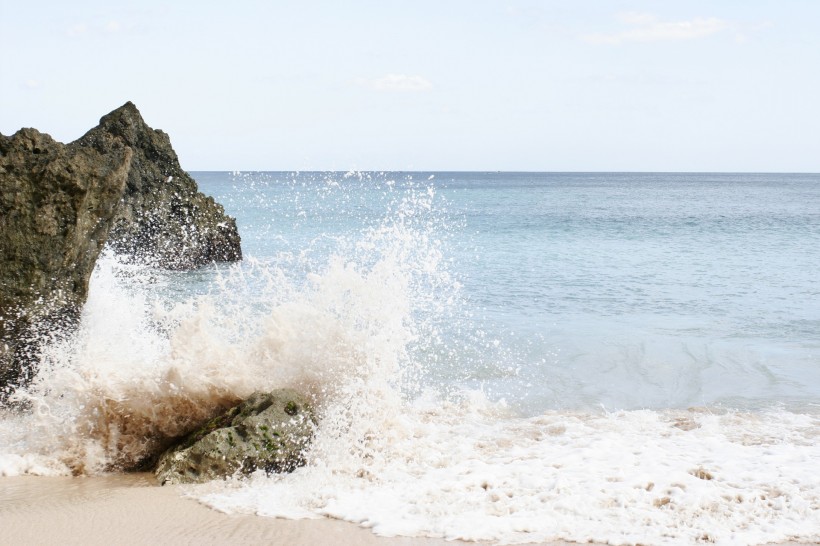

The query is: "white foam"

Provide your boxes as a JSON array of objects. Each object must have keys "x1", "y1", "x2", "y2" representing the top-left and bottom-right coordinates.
[{"x1": 197, "y1": 402, "x2": 820, "y2": 545}]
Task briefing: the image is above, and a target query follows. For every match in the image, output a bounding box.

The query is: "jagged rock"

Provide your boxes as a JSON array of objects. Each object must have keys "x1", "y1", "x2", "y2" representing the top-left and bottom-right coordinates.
[
  {"x1": 76, "y1": 102, "x2": 242, "y2": 269},
  {"x1": 155, "y1": 390, "x2": 316, "y2": 485},
  {"x1": 0, "y1": 102, "x2": 243, "y2": 395},
  {"x1": 0, "y1": 129, "x2": 132, "y2": 393}
]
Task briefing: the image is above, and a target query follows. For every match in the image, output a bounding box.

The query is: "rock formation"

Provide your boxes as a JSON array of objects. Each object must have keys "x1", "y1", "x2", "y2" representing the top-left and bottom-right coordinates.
[
  {"x1": 0, "y1": 129, "x2": 132, "y2": 392},
  {"x1": 155, "y1": 390, "x2": 315, "y2": 485},
  {"x1": 0, "y1": 103, "x2": 242, "y2": 396},
  {"x1": 76, "y1": 102, "x2": 242, "y2": 269}
]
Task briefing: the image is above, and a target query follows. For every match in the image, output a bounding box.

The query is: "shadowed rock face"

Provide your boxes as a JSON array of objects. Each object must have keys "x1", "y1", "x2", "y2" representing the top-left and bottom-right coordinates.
[
  {"x1": 0, "y1": 102, "x2": 243, "y2": 395},
  {"x1": 0, "y1": 128, "x2": 132, "y2": 392},
  {"x1": 76, "y1": 102, "x2": 242, "y2": 270}
]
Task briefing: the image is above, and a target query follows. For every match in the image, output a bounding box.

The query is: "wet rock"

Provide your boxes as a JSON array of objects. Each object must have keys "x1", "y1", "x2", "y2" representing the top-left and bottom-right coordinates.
[
  {"x1": 0, "y1": 128, "x2": 132, "y2": 393},
  {"x1": 0, "y1": 102, "x2": 242, "y2": 396},
  {"x1": 155, "y1": 390, "x2": 316, "y2": 485},
  {"x1": 76, "y1": 102, "x2": 242, "y2": 269}
]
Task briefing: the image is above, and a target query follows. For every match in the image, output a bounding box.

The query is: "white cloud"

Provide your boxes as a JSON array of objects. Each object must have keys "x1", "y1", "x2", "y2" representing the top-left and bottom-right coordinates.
[
  {"x1": 67, "y1": 23, "x2": 88, "y2": 37},
  {"x1": 355, "y1": 74, "x2": 433, "y2": 92},
  {"x1": 583, "y1": 13, "x2": 729, "y2": 45},
  {"x1": 67, "y1": 20, "x2": 125, "y2": 37},
  {"x1": 23, "y1": 79, "x2": 40, "y2": 89}
]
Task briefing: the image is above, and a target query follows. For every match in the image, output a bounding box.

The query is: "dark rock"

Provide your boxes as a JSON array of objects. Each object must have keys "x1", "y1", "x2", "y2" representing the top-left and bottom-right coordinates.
[
  {"x1": 0, "y1": 128, "x2": 132, "y2": 393},
  {"x1": 0, "y1": 102, "x2": 243, "y2": 396},
  {"x1": 155, "y1": 390, "x2": 316, "y2": 485},
  {"x1": 76, "y1": 102, "x2": 242, "y2": 270}
]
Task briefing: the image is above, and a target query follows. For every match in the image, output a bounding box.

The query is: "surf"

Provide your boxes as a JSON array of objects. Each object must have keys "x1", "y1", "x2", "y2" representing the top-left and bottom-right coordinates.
[{"x1": 1, "y1": 172, "x2": 819, "y2": 545}]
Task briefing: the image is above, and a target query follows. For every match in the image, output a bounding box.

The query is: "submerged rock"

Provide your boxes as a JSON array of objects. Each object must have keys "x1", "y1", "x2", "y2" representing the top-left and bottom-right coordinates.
[
  {"x1": 76, "y1": 102, "x2": 242, "y2": 270},
  {"x1": 155, "y1": 390, "x2": 316, "y2": 485},
  {"x1": 0, "y1": 128, "x2": 132, "y2": 392}
]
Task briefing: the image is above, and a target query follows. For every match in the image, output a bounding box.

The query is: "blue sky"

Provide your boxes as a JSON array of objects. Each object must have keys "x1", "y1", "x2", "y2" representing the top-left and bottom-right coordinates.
[{"x1": 1, "y1": 1, "x2": 818, "y2": 171}]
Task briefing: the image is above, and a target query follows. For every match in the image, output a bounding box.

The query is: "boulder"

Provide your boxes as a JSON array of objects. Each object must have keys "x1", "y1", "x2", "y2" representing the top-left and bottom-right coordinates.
[
  {"x1": 155, "y1": 390, "x2": 316, "y2": 485},
  {"x1": 0, "y1": 128, "x2": 132, "y2": 392},
  {"x1": 76, "y1": 102, "x2": 242, "y2": 269}
]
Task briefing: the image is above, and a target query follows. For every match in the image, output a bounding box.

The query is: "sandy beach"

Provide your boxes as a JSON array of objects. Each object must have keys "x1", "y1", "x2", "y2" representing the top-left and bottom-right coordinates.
[
  {"x1": 0, "y1": 474, "x2": 814, "y2": 546},
  {"x1": 0, "y1": 474, "x2": 573, "y2": 546}
]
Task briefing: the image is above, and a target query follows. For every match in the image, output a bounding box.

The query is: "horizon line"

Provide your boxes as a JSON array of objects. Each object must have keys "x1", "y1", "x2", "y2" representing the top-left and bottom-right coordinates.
[{"x1": 187, "y1": 169, "x2": 820, "y2": 175}]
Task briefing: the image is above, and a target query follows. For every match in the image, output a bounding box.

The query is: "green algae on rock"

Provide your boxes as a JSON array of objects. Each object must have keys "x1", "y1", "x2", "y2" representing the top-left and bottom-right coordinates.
[{"x1": 155, "y1": 390, "x2": 316, "y2": 485}]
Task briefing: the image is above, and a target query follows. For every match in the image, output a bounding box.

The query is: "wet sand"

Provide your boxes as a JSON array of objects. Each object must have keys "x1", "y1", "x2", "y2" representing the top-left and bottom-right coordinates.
[
  {"x1": 0, "y1": 474, "x2": 580, "y2": 546},
  {"x1": 0, "y1": 475, "x2": 814, "y2": 546}
]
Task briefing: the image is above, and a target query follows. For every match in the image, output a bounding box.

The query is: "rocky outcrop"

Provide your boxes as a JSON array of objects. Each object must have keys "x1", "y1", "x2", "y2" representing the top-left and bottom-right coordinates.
[
  {"x1": 76, "y1": 102, "x2": 242, "y2": 269},
  {"x1": 155, "y1": 390, "x2": 315, "y2": 485},
  {"x1": 0, "y1": 102, "x2": 243, "y2": 396},
  {"x1": 0, "y1": 129, "x2": 132, "y2": 392}
]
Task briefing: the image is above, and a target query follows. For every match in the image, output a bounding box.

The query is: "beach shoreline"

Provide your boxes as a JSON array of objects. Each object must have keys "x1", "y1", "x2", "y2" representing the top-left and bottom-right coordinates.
[
  {"x1": 0, "y1": 474, "x2": 568, "y2": 546},
  {"x1": 0, "y1": 474, "x2": 815, "y2": 546}
]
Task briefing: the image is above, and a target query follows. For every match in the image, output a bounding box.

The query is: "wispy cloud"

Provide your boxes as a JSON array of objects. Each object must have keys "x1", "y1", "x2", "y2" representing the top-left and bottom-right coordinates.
[
  {"x1": 355, "y1": 74, "x2": 433, "y2": 92},
  {"x1": 67, "y1": 23, "x2": 88, "y2": 37},
  {"x1": 66, "y1": 20, "x2": 124, "y2": 37},
  {"x1": 583, "y1": 13, "x2": 729, "y2": 45}
]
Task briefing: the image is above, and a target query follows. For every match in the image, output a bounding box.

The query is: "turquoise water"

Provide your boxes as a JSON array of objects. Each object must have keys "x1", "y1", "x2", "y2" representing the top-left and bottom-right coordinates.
[{"x1": 194, "y1": 171, "x2": 820, "y2": 413}]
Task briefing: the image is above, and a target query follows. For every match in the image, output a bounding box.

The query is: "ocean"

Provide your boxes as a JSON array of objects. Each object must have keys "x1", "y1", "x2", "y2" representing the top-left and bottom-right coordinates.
[{"x1": 1, "y1": 172, "x2": 819, "y2": 545}]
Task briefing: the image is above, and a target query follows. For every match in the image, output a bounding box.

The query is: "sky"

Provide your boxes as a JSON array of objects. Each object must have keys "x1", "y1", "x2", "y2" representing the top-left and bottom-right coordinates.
[{"x1": 1, "y1": 1, "x2": 818, "y2": 172}]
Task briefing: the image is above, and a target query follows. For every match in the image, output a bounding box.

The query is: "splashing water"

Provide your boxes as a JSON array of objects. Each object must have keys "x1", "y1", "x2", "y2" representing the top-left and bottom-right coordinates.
[
  {"x1": 0, "y1": 177, "x2": 454, "y2": 474},
  {"x1": 1, "y1": 172, "x2": 819, "y2": 545}
]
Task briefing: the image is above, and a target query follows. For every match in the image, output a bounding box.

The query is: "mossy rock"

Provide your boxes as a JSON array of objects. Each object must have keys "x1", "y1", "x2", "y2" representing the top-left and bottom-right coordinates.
[{"x1": 155, "y1": 389, "x2": 316, "y2": 485}]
